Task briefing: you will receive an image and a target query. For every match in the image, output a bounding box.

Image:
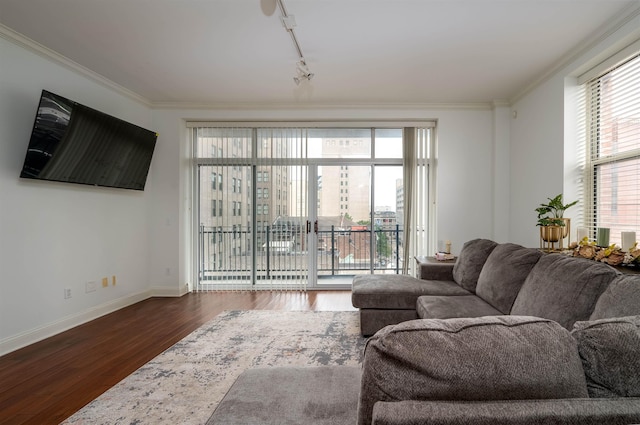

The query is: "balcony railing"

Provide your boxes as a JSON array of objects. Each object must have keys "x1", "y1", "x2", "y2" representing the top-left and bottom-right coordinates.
[{"x1": 198, "y1": 224, "x2": 403, "y2": 282}]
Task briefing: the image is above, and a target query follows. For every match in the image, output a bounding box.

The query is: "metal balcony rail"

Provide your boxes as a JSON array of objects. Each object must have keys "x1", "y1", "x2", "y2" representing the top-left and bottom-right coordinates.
[{"x1": 198, "y1": 224, "x2": 403, "y2": 282}]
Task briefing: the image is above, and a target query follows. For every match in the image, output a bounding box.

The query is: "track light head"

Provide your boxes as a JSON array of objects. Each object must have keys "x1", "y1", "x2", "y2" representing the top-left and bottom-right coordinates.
[{"x1": 294, "y1": 60, "x2": 313, "y2": 84}]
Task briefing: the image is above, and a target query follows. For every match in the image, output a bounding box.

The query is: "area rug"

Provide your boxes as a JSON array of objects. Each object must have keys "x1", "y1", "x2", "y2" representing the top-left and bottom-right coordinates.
[{"x1": 61, "y1": 310, "x2": 365, "y2": 424}]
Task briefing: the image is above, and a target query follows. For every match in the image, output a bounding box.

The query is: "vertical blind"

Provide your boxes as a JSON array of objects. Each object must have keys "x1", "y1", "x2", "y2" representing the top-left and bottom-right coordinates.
[
  {"x1": 585, "y1": 53, "x2": 640, "y2": 247},
  {"x1": 402, "y1": 127, "x2": 435, "y2": 274},
  {"x1": 255, "y1": 128, "x2": 310, "y2": 291},
  {"x1": 193, "y1": 126, "x2": 310, "y2": 291}
]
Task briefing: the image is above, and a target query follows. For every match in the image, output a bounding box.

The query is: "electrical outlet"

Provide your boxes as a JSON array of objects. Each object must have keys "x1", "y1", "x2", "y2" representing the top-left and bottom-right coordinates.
[
  {"x1": 64, "y1": 288, "x2": 72, "y2": 299},
  {"x1": 102, "y1": 277, "x2": 109, "y2": 287},
  {"x1": 112, "y1": 275, "x2": 116, "y2": 286},
  {"x1": 85, "y1": 281, "x2": 96, "y2": 293}
]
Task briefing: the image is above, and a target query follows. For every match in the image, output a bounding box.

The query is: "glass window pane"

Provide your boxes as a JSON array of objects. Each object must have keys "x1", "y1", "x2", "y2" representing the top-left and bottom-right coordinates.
[
  {"x1": 307, "y1": 129, "x2": 371, "y2": 159},
  {"x1": 374, "y1": 128, "x2": 403, "y2": 158},
  {"x1": 195, "y1": 128, "x2": 252, "y2": 158}
]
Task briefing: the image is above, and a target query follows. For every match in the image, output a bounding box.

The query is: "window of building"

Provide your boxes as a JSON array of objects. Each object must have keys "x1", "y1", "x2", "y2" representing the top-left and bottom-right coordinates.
[
  {"x1": 585, "y1": 53, "x2": 640, "y2": 246},
  {"x1": 212, "y1": 200, "x2": 216, "y2": 217}
]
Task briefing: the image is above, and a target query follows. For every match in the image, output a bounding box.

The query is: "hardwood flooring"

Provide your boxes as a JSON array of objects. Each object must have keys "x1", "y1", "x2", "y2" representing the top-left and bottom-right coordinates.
[{"x1": 0, "y1": 290, "x2": 356, "y2": 425}]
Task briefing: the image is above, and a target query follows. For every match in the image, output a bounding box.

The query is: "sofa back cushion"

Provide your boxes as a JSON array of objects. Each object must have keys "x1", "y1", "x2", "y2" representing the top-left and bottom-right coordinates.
[
  {"x1": 590, "y1": 274, "x2": 640, "y2": 320},
  {"x1": 452, "y1": 238, "x2": 498, "y2": 293},
  {"x1": 572, "y1": 316, "x2": 640, "y2": 398},
  {"x1": 357, "y1": 316, "x2": 588, "y2": 425},
  {"x1": 510, "y1": 254, "x2": 618, "y2": 329},
  {"x1": 475, "y1": 243, "x2": 543, "y2": 314}
]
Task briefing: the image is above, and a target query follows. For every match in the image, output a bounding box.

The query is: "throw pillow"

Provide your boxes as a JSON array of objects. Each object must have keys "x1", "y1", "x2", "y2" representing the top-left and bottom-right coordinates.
[
  {"x1": 572, "y1": 315, "x2": 640, "y2": 398},
  {"x1": 452, "y1": 238, "x2": 498, "y2": 292}
]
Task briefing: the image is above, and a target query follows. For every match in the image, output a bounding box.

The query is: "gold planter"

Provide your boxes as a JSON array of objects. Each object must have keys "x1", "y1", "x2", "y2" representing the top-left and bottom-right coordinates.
[
  {"x1": 561, "y1": 218, "x2": 571, "y2": 238},
  {"x1": 539, "y1": 219, "x2": 571, "y2": 252},
  {"x1": 540, "y1": 225, "x2": 563, "y2": 243}
]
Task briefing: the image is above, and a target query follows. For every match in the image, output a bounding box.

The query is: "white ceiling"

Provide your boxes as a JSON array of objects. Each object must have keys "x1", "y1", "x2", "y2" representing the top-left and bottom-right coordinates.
[{"x1": 1, "y1": 0, "x2": 638, "y2": 107}]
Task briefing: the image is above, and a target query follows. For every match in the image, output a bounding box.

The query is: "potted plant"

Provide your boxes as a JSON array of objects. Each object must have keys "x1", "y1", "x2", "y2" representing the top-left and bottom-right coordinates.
[{"x1": 536, "y1": 194, "x2": 578, "y2": 243}]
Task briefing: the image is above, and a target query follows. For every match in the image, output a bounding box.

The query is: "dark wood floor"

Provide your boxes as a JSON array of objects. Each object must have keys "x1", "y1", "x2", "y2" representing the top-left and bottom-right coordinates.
[{"x1": 0, "y1": 291, "x2": 356, "y2": 425}]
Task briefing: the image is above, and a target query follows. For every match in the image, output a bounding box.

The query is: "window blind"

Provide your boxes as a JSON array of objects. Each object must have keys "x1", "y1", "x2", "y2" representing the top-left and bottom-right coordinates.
[
  {"x1": 402, "y1": 127, "x2": 435, "y2": 274},
  {"x1": 585, "y1": 52, "x2": 640, "y2": 248}
]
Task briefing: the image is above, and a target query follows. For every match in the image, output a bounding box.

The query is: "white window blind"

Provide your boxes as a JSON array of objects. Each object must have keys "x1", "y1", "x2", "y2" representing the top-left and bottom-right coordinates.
[
  {"x1": 402, "y1": 127, "x2": 436, "y2": 274},
  {"x1": 585, "y1": 52, "x2": 640, "y2": 247}
]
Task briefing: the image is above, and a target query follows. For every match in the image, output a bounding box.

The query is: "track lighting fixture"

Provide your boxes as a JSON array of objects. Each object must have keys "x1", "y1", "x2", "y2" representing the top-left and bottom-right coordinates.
[
  {"x1": 276, "y1": 0, "x2": 314, "y2": 84},
  {"x1": 294, "y1": 60, "x2": 314, "y2": 85}
]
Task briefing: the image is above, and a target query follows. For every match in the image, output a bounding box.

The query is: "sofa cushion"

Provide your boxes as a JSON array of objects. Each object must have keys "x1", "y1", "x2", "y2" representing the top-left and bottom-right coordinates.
[
  {"x1": 372, "y1": 399, "x2": 640, "y2": 425},
  {"x1": 590, "y1": 274, "x2": 640, "y2": 320},
  {"x1": 452, "y1": 238, "x2": 498, "y2": 292},
  {"x1": 510, "y1": 254, "x2": 618, "y2": 329},
  {"x1": 416, "y1": 295, "x2": 502, "y2": 319},
  {"x1": 352, "y1": 274, "x2": 470, "y2": 310},
  {"x1": 359, "y1": 309, "x2": 419, "y2": 337},
  {"x1": 475, "y1": 243, "x2": 543, "y2": 314},
  {"x1": 357, "y1": 316, "x2": 588, "y2": 425},
  {"x1": 571, "y1": 315, "x2": 640, "y2": 398}
]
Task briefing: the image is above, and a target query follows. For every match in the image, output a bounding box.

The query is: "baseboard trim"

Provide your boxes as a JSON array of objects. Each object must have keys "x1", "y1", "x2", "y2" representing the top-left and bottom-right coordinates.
[
  {"x1": 150, "y1": 285, "x2": 189, "y2": 297},
  {"x1": 0, "y1": 290, "x2": 152, "y2": 356}
]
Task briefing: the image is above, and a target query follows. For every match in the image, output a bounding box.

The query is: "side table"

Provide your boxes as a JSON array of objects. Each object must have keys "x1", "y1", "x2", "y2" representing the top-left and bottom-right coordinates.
[{"x1": 414, "y1": 255, "x2": 457, "y2": 280}]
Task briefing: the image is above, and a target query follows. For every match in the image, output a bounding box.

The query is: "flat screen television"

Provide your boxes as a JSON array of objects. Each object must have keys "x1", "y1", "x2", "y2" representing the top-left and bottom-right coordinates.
[{"x1": 20, "y1": 90, "x2": 158, "y2": 191}]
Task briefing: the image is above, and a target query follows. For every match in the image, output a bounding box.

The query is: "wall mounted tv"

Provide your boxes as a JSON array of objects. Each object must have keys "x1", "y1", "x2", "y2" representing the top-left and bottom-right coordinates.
[{"x1": 20, "y1": 90, "x2": 158, "y2": 191}]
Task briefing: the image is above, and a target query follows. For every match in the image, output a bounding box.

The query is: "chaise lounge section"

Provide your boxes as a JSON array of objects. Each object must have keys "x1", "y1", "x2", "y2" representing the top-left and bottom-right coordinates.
[{"x1": 351, "y1": 238, "x2": 502, "y2": 335}]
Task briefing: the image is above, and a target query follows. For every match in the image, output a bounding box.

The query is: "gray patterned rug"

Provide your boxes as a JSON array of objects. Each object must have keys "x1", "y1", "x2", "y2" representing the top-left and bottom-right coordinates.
[{"x1": 61, "y1": 310, "x2": 365, "y2": 424}]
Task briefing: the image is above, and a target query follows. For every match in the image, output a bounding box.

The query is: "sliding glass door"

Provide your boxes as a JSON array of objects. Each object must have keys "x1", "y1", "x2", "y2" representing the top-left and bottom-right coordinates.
[{"x1": 191, "y1": 124, "x2": 435, "y2": 291}]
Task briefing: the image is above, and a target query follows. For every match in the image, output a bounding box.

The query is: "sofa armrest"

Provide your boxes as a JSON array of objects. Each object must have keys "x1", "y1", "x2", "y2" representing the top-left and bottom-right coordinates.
[
  {"x1": 417, "y1": 261, "x2": 454, "y2": 280},
  {"x1": 372, "y1": 399, "x2": 640, "y2": 425}
]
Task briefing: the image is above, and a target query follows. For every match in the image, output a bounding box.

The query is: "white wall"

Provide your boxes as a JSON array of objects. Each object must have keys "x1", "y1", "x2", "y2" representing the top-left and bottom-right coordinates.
[
  {"x1": 510, "y1": 76, "x2": 566, "y2": 247},
  {"x1": 510, "y1": 9, "x2": 640, "y2": 248},
  {"x1": 0, "y1": 36, "x2": 156, "y2": 354}
]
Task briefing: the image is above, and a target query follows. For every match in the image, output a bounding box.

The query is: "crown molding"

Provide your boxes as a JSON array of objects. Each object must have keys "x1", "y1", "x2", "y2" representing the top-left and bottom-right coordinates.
[
  {"x1": 510, "y1": 2, "x2": 640, "y2": 104},
  {"x1": 151, "y1": 101, "x2": 494, "y2": 111},
  {"x1": 0, "y1": 23, "x2": 153, "y2": 108},
  {"x1": 492, "y1": 99, "x2": 511, "y2": 108}
]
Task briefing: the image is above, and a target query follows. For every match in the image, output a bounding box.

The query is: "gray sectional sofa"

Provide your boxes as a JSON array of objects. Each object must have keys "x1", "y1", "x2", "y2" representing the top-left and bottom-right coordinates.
[
  {"x1": 352, "y1": 238, "x2": 633, "y2": 335},
  {"x1": 209, "y1": 238, "x2": 640, "y2": 424}
]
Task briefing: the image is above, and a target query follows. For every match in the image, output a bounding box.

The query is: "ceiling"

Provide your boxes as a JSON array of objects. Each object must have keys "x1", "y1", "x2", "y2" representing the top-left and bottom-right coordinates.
[{"x1": 1, "y1": 0, "x2": 638, "y2": 107}]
